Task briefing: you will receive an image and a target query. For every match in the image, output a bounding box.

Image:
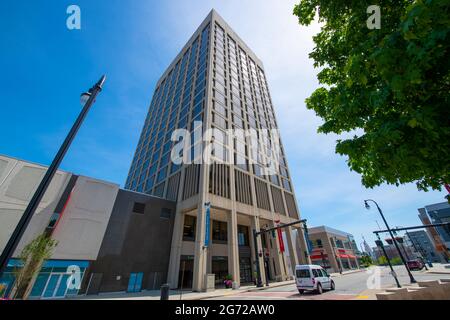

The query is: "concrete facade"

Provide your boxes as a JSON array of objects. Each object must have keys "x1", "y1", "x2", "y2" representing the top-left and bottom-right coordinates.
[
  {"x1": 80, "y1": 189, "x2": 176, "y2": 294},
  {"x1": 0, "y1": 155, "x2": 176, "y2": 299},
  {"x1": 0, "y1": 155, "x2": 72, "y2": 256}
]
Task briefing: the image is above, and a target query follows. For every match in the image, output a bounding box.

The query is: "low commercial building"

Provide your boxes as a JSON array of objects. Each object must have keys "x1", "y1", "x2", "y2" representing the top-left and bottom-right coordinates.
[
  {"x1": 307, "y1": 226, "x2": 360, "y2": 273},
  {"x1": 0, "y1": 155, "x2": 176, "y2": 299}
]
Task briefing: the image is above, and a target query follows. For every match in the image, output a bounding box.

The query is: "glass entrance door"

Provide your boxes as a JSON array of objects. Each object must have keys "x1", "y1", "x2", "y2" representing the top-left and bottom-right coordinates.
[
  {"x1": 42, "y1": 273, "x2": 69, "y2": 299},
  {"x1": 127, "y1": 272, "x2": 143, "y2": 293}
]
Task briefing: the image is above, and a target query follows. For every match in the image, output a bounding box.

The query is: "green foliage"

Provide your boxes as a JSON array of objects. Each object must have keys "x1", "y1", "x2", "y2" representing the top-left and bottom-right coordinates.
[
  {"x1": 390, "y1": 257, "x2": 403, "y2": 265},
  {"x1": 360, "y1": 254, "x2": 374, "y2": 267},
  {"x1": 293, "y1": 0, "x2": 450, "y2": 191},
  {"x1": 13, "y1": 234, "x2": 57, "y2": 299},
  {"x1": 377, "y1": 255, "x2": 388, "y2": 265}
]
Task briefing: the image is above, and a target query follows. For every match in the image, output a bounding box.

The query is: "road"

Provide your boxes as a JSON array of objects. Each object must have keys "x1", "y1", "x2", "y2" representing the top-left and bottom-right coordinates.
[{"x1": 207, "y1": 266, "x2": 450, "y2": 300}]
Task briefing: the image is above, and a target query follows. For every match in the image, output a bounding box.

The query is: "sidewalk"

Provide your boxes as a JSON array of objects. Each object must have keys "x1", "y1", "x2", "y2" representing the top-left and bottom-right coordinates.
[
  {"x1": 75, "y1": 269, "x2": 367, "y2": 300},
  {"x1": 424, "y1": 263, "x2": 450, "y2": 275},
  {"x1": 72, "y1": 280, "x2": 296, "y2": 300}
]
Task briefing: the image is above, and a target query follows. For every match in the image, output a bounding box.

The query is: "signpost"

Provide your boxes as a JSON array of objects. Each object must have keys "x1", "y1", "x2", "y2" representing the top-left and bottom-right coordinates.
[{"x1": 252, "y1": 219, "x2": 306, "y2": 287}]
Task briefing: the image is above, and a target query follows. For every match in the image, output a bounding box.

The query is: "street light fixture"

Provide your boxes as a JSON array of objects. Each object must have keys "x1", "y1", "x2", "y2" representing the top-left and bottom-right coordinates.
[
  {"x1": 80, "y1": 91, "x2": 92, "y2": 106},
  {"x1": 0, "y1": 75, "x2": 106, "y2": 277},
  {"x1": 364, "y1": 199, "x2": 416, "y2": 283}
]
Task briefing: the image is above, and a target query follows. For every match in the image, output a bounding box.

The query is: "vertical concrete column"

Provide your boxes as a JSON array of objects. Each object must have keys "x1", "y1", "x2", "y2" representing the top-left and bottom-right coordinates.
[
  {"x1": 227, "y1": 151, "x2": 240, "y2": 287},
  {"x1": 336, "y1": 250, "x2": 343, "y2": 271},
  {"x1": 192, "y1": 204, "x2": 208, "y2": 292},
  {"x1": 167, "y1": 166, "x2": 187, "y2": 289},
  {"x1": 251, "y1": 216, "x2": 266, "y2": 284},
  {"x1": 167, "y1": 209, "x2": 184, "y2": 288},
  {"x1": 285, "y1": 226, "x2": 299, "y2": 278},
  {"x1": 227, "y1": 208, "x2": 240, "y2": 287}
]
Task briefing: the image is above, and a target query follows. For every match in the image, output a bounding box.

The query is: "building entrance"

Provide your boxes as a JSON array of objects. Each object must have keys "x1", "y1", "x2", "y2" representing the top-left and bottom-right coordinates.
[
  {"x1": 212, "y1": 256, "x2": 228, "y2": 286},
  {"x1": 239, "y1": 257, "x2": 252, "y2": 283},
  {"x1": 178, "y1": 255, "x2": 194, "y2": 289}
]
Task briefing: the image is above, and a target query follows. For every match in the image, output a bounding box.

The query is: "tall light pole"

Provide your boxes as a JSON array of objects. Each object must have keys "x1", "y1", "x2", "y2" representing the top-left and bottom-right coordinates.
[
  {"x1": 364, "y1": 199, "x2": 416, "y2": 283},
  {"x1": 0, "y1": 75, "x2": 106, "y2": 277}
]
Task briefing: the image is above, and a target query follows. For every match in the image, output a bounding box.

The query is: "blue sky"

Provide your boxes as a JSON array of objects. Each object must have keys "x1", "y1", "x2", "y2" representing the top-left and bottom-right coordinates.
[{"x1": 0, "y1": 0, "x2": 447, "y2": 248}]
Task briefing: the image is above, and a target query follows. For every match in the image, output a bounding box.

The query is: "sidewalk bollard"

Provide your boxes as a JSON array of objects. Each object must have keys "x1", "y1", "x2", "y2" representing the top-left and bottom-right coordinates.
[{"x1": 160, "y1": 284, "x2": 169, "y2": 300}]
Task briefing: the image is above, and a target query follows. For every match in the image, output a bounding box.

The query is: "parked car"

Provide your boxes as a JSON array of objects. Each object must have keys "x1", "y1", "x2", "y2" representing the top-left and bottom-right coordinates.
[
  {"x1": 407, "y1": 259, "x2": 425, "y2": 271},
  {"x1": 295, "y1": 264, "x2": 335, "y2": 294}
]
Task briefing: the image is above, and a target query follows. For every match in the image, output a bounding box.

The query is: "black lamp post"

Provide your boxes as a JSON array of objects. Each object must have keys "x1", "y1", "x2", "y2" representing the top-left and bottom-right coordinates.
[
  {"x1": 364, "y1": 199, "x2": 416, "y2": 283},
  {"x1": 0, "y1": 75, "x2": 106, "y2": 277}
]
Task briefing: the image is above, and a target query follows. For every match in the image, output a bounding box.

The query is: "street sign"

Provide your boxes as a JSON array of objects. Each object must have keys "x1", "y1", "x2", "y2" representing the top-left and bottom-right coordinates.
[{"x1": 204, "y1": 202, "x2": 210, "y2": 247}]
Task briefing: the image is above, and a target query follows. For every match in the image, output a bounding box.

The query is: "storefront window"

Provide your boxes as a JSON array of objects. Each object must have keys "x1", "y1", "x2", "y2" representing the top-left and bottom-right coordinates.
[
  {"x1": 238, "y1": 225, "x2": 249, "y2": 246},
  {"x1": 183, "y1": 215, "x2": 196, "y2": 241},
  {"x1": 212, "y1": 220, "x2": 227, "y2": 243}
]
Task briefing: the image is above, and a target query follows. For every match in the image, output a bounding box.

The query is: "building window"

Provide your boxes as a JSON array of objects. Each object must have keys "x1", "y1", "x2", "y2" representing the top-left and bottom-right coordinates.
[
  {"x1": 160, "y1": 208, "x2": 172, "y2": 219},
  {"x1": 183, "y1": 215, "x2": 196, "y2": 241},
  {"x1": 238, "y1": 225, "x2": 249, "y2": 246},
  {"x1": 132, "y1": 202, "x2": 145, "y2": 214},
  {"x1": 312, "y1": 239, "x2": 323, "y2": 248},
  {"x1": 212, "y1": 220, "x2": 227, "y2": 243}
]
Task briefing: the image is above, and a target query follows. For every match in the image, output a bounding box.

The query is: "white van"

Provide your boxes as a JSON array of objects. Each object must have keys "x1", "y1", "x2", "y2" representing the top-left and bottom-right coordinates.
[{"x1": 295, "y1": 264, "x2": 335, "y2": 294}]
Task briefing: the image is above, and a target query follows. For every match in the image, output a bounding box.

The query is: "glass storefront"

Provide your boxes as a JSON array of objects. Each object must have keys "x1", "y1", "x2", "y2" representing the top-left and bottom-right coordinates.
[{"x1": 0, "y1": 259, "x2": 88, "y2": 299}]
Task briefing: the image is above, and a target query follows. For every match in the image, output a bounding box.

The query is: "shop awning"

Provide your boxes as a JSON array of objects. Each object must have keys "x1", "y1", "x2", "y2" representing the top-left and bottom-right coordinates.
[{"x1": 310, "y1": 254, "x2": 328, "y2": 260}]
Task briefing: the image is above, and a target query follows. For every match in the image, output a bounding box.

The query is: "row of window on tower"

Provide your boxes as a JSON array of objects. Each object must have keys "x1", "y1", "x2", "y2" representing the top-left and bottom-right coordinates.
[
  {"x1": 126, "y1": 24, "x2": 211, "y2": 193},
  {"x1": 182, "y1": 214, "x2": 250, "y2": 246}
]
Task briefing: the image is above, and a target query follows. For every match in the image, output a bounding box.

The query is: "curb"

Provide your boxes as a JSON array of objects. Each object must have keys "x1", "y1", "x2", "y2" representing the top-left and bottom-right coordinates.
[
  {"x1": 425, "y1": 271, "x2": 450, "y2": 275},
  {"x1": 194, "y1": 281, "x2": 296, "y2": 300}
]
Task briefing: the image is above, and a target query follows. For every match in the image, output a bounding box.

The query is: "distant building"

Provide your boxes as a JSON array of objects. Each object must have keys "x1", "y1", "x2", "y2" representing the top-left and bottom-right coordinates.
[
  {"x1": 405, "y1": 230, "x2": 440, "y2": 263},
  {"x1": 372, "y1": 236, "x2": 417, "y2": 262},
  {"x1": 362, "y1": 236, "x2": 375, "y2": 260},
  {"x1": 307, "y1": 226, "x2": 360, "y2": 273},
  {"x1": 418, "y1": 201, "x2": 450, "y2": 262}
]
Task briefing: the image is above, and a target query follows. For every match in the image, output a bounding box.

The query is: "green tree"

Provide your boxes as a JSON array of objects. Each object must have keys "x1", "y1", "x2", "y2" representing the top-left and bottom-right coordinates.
[
  {"x1": 390, "y1": 257, "x2": 403, "y2": 265},
  {"x1": 12, "y1": 234, "x2": 57, "y2": 299},
  {"x1": 377, "y1": 255, "x2": 388, "y2": 265},
  {"x1": 293, "y1": 0, "x2": 450, "y2": 191},
  {"x1": 360, "y1": 253, "x2": 374, "y2": 267}
]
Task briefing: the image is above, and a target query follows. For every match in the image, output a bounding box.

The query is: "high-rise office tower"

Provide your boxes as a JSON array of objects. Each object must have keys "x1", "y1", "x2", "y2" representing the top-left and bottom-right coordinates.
[{"x1": 125, "y1": 10, "x2": 310, "y2": 291}]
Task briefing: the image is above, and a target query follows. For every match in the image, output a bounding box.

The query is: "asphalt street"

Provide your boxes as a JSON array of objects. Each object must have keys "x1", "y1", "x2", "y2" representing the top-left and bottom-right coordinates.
[{"x1": 207, "y1": 266, "x2": 450, "y2": 300}]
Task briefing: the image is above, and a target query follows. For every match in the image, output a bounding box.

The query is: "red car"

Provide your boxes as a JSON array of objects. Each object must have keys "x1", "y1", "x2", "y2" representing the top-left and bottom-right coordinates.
[{"x1": 407, "y1": 259, "x2": 425, "y2": 271}]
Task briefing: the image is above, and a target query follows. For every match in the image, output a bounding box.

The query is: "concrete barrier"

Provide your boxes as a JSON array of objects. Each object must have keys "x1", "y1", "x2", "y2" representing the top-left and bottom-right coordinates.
[{"x1": 376, "y1": 279, "x2": 450, "y2": 300}]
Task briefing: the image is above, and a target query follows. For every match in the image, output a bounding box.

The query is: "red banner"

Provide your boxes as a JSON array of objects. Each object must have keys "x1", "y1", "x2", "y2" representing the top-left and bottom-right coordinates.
[{"x1": 277, "y1": 228, "x2": 285, "y2": 252}]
